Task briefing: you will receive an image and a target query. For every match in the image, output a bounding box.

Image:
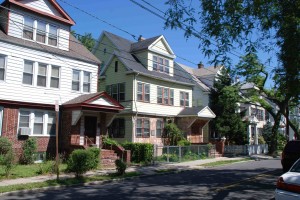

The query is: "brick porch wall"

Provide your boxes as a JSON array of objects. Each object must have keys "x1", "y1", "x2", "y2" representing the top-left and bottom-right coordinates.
[{"x1": 1, "y1": 106, "x2": 55, "y2": 160}]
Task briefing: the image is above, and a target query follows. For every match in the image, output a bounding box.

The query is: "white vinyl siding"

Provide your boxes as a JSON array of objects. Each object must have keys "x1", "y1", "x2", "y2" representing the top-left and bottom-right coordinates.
[
  {"x1": 19, "y1": 109, "x2": 56, "y2": 136},
  {"x1": 0, "y1": 55, "x2": 6, "y2": 81}
]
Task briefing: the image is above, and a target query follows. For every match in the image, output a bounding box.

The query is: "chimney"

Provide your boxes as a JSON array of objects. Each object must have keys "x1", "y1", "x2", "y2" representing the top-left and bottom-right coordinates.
[
  {"x1": 138, "y1": 35, "x2": 145, "y2": 41},
  {"x1": 197, "y1": 61, "x2": 204, "y2": 69}
]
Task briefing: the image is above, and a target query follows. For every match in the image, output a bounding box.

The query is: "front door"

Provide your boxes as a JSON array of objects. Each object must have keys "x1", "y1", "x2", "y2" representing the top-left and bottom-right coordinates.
[{"x1": 84, "y1": 116, "x2": 97, "y2": 145}]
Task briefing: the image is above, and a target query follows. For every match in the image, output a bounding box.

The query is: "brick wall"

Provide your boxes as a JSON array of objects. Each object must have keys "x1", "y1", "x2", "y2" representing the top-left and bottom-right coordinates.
[{"x1": 1, "y1": 106, "x2": 55, "y2": 160}]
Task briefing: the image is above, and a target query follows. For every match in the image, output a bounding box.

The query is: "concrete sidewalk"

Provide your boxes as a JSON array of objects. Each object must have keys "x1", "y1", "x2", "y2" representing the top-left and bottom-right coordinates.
[{"x1": 0, "y1": 155, "x2": 273, "y2": 187}]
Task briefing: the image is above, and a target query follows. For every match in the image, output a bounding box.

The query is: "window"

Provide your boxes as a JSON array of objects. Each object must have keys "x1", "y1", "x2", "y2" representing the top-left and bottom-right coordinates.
[
  {"x1": 157, "y1": 87, "x2": 174, "y2": 105},
  {"x1": 37, "y1": 63, "x2": 47, "y2": 87},
  {"x1": 136, "y1": 118, "x2": 150, "y2": 138},
  {"x1": 72, "y1": 70, "x2": 80, "y2": 91},
  {"x1": 33, "y1": 111, "x2": 43, "y2": 135},
  {"x1": 137, "y1": 82, "x2": 150, "y2": 102},
  {"x1": 156, "y1": 119, "x2": 164, "y2": 138},
  {"x1": 109, "y1": 118, "x2": 125, "y2": 138},
  {"x1": 83, "y1": 71, "x2": 91, "y2": 92},
  {"x1": 47, "y1": 113, "x2": 55, "y2": 135},
  {"x1": 19, "y1": 111, "x2": 30, "y2": 128},
  {"x1": 23, "y1": 60, "x2": 34, "y2": 85},
  {"x1": 23, "y1": 17, "x2": 58, "y2": 47},
  {"x1": 153, "y1": 55, "x2": 170, "y2": 74},
  {"x1": 36, "y1": 21, "x2": 46, "y2": 43},
  {"x1": 48, "y1": 25, "x2": 57, "y2": 46},
  {"x1": 115, "y1": 61, "x2": 118, "y2": 72},
  {"x1": 106, "y1": 83, "x2": 125, "y2": 101},
  {"x1": 50, "y1": 66, "x2": 60, "y2": 88},
  {"x1": 19, "y1": 110, "x2": 56, "y2": 136},
  {"x1": 180, "y1": 91, "x2": 189, "y2": 107},
  {"x1": 23, "y1": 17, "x2": 34, "y2": 40},
  {"x1": 251, "y1": 108, "x2": 264, "y2": 121},
  {"x1": 0, "y1": 55, "x2": 5, "y2": 81}
]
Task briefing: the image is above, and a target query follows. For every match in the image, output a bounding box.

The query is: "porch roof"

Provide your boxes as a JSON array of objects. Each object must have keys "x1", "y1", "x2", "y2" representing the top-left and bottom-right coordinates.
[
  {"x1": 62, "y1": 91, "x2": 124, "y2": 112},
  {"x1": 177, "y1": 106, "x2": 216, "y2": 118}
]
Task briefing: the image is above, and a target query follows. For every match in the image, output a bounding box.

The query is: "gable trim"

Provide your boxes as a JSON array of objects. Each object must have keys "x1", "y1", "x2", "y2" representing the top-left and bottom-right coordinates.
[
  {"x1": 9, "y1": 0, "x2": 75, "y2": 25},
  {"x1": 148, "y1": 35, "x2": 175, "y2": 57}
]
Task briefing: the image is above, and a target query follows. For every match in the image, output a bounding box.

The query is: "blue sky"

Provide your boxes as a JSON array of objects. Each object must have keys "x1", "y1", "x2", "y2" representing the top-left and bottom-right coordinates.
[{"x1": 58, "y1": 0, "x2": 212, "y2": 68}]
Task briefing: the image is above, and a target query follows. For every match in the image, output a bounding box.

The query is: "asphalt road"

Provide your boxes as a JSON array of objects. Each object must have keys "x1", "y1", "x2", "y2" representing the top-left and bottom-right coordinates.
[{"x1": 1, "y1": 159, "x2": 282, "y2": 200}]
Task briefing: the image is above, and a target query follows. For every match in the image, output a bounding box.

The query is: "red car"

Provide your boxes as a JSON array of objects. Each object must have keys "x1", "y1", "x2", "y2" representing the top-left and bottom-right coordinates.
[{"x1": 281, "y1": 141, "x2": 300, "y2": 172}]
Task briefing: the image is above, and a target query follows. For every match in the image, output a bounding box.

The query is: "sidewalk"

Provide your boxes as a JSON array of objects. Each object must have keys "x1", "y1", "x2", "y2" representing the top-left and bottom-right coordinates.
[{"x1": 0, "y1": 155, "x2": 273, "y2": 187}]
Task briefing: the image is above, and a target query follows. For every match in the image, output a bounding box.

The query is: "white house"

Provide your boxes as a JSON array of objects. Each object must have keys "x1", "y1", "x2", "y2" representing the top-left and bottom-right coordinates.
[{"x1": 0, "y1": 0, "x2": 123, "y2": 160}]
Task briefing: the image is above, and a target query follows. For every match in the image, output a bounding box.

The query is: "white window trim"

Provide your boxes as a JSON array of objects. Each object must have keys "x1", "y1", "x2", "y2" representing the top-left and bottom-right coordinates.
[
  {"x1": 0, "y1": 107, "x2": 3, "y2": 136},
  {"x1": 22, "y1": 16, "x2": 59, "y2": 47},
  {"x1": 0, "y1": 54, "x2": 7, "y2": 82},
  {"x1": 72, "y1": 69, "x2": 92, "y2": 93},
  {"x1": 18, "y1": 109, "x2": 56, "y2": 137},
  {"x1": 22, "y1": 60, "x2": 60, "y2": 90}
]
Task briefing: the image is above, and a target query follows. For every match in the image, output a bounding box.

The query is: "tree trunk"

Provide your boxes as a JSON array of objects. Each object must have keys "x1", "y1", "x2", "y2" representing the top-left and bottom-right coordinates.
[{"x1": 269, "y1": 112, "x2": 282, "y2": 155}]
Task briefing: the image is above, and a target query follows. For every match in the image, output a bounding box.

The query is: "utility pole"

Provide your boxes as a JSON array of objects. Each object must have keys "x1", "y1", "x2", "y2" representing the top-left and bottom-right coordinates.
[{"x1": 55, "y1": 100, "x2": 59, "y2": 181}]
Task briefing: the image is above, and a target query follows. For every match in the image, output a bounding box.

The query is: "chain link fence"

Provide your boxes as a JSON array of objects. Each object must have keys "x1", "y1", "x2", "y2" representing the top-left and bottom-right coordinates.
[{"x1": 154, "y1": 145, "x2": 216, "y2": 163}]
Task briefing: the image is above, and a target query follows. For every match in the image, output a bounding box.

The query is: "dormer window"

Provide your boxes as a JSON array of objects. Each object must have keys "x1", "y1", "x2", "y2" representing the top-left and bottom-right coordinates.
[
  {"x1": 23, "y1": 17, "x2": 34, "y2": 40},
  {"x1": 153, "y1": 55, "x2": 169, "y2": 74},
  {"x1": 22, "y1": 17, "x2": 58, "y2": 47}
]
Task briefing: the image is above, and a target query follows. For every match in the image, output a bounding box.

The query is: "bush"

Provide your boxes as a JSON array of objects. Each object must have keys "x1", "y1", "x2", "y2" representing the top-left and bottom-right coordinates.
[
  {"x1": 36, "y1": 160, "x2": 55, "y2": 175},
  {"x1": 67, "y1": 148, "x2": 100, "y2": 178},
  {"x1": 177, "y1": 139, "x2": 191, "y2": 146},
  {"x1": 122, "y1": 142, "x2": 153, "y2": 164},
  {"x1": 103, "y1": 137, "x2": 119, "y2": 146},
  {"x1": 21, "y1": 138, "x2": 37, "y2": 164},
  {"x1": 2, "y1": 150, "x2": 15, "y2": 178},
  {"x1": 87, "y1": 147, "x2": 100, "y2": 170},
  {"x1": 163, "y1": 123, "x2": 185, "y2": 145},
  {"x1": 0, "y1": 138, "x2": 12, "y2": 155},
  {"x1": 115, "y1": 159, "x2": 126, "y2": 175}
]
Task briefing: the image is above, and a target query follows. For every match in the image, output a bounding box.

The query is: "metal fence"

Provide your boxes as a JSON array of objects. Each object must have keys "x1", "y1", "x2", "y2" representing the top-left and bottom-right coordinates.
[
  {"x1": 154, "y1": 145, "x2": 216, "y2": 163},
  {"x1": 224, "y1": 144, "x2": 268, "y2": 156}
]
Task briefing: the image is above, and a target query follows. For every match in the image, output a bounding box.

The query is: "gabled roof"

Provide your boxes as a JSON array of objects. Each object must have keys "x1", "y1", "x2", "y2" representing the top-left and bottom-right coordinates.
[
  {"x1": 0, "y1": 29, "x2": 100, "y2": 64},
  {"x1": 177, "y1": 106, "x2": 216, "y2": 118},
  {"x1": 63, "y1": 91, "x2": 124, "y2": 112},
  {"x1": 99, "y1": 31, "x2": 194, "y2": 86},
  {"x1": 6, "y1": 0, "x2": 75, "y2": 25},
  {"x1": 131, "y1": 36, "x2": 161, "y2": 52},
  {"x1": 179, "y1": 63, "x2": 222, "y2": 77}
]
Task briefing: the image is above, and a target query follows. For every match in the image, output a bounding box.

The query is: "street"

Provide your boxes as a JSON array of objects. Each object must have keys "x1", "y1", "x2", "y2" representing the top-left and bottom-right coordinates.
[{"x1": 1, "y1": 159, "x2": 282, "y2": 200}]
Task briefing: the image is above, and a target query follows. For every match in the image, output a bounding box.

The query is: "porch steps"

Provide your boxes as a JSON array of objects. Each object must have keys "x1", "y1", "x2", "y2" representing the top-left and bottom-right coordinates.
[{"x1": 100, "y1": 149, "x2": 118, "y2": 169}]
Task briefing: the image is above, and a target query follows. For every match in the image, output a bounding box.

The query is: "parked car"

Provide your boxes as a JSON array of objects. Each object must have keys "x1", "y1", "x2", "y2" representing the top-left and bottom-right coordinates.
[
  {"x1": 275, "y1": 158, "x2": 300, "y2": 200},
  {"x1": 281, "y1": 140, "x2": 300, "y2": 172}
]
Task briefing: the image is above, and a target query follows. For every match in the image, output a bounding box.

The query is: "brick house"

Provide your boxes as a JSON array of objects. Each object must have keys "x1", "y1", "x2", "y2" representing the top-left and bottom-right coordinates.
[{"x1": 0, "y1": 0, "x2": 123, "y2": 161}]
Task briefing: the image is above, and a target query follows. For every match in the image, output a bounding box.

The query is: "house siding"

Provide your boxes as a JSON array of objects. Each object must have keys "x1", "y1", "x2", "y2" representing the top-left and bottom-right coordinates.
[
  {"x1": 21, "y1": 0, "x2": 63, "y2": 17},
  {"x1": 0, "y1": 41, "x2": 98, "y2": 105},
  {"x1": 94, "y1": 35, "x2": 116, "y2": 66}
]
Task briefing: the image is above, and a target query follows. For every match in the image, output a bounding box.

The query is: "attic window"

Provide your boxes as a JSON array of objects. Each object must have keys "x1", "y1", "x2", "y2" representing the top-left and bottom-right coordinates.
[
  {"x1": 153, "y1": 55, "x2": 170, "y2": 74},
  {"x1": 115, "y1": 61, "x2": 118, "y2": 72}
]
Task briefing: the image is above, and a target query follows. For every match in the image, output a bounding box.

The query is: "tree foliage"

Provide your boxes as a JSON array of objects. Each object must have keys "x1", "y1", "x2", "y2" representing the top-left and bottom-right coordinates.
[
  {"x1": 165, "y1": 0, "x2": 300, "y2": 151},
  {"x1": 209, "y1": 68, "x2": 247, "y2": 144},
  {"x1": 71, "y1": 31, "x2": 95, "y2": 52}
]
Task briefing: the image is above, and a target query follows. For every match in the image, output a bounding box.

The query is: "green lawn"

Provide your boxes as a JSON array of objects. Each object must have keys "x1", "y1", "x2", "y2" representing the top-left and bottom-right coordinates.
[
  {"x1": 0, "y1": 162, "x2": 67, "y2": 180},
  {"x1": 198, "y1": 158, "x2": 251, "y2": 167},
  {"x1": 0, "y1": 172, "x2": 140, "y2": 194}
]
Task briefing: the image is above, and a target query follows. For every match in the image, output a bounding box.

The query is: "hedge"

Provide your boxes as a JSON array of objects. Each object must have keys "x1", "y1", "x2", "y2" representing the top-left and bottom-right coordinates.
[{"x1": 122, "y1": 142, "x2": 153, "y2": 163}]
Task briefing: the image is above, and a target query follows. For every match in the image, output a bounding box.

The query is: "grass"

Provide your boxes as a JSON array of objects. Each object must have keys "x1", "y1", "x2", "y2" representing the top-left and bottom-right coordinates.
[
  {"x1": 0, "y1": 171, "x2": 141, "y2": 194},
  {"x1": 198, "y1": 158, "x2": 252, "y2": 167},
  {"x1": 0, "y1": 163, "x2": 67, "y2": 180}
]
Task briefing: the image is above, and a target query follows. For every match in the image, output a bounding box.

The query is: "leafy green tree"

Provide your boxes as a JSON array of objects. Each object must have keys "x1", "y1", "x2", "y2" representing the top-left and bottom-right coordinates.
[
  {"x1": 209, "y1": 68, "x2": 247, "y2": 144},
  {"x1": 163, "y1": 123, "x2": 187, "y2": 145},
  {"x1": 164, "y1": 0, "x2": 300, "y2": 153},
  {"x1": 71, "y1": 31, "x2": 95, "y2": 52}
]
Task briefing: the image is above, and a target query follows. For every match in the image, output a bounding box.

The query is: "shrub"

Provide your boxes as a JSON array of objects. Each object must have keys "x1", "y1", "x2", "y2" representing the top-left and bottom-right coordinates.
[
  {"x1": 122, "y1": 142, "x2": 153, "y2": 163},
  {"x1": 2, "y1": 150, "x2": 15, "y2": 178},
  {"x1": 67, "y1": 148, "x2": 100, "y2": 178},
  {"x1": 87, "y1": 147, "x2": 100, "y2": 170},
  {"x1": 177, "y1": 139, "x2": 191, "y2": 146},
  {"x1": 0, "y1": 138, "x2": 12, "y2": 155},
  {"x1": 21, "y1": 138, "x2": 37, "y2": 164},
  {"x1": 36, "y1": 160, "x2": 55, "y2": 175},
  {"x1": 258, "y1": 135, "x2": 266, "y2": 144},
  {"x1": 103, "y1": 137, "x2": 119, "y2": 146},
  {"x1": 115, "y1": 159, "x2": 126, "y2": 175},
  {"x1": 163, "y1": 123, "x2": 185, "y2": 145}
]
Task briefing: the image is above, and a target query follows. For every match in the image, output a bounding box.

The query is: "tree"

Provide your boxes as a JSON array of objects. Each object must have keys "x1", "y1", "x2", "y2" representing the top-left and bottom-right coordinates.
[
  {"x1": 209, "y1": 67, "x2": 247, "y2": 145},
  {"x1": 71, "y1": 31, "x2": 95, "y2": 52},
  {"x1": 165, "y1": 0, "x2": 299, "y2": 152}
]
